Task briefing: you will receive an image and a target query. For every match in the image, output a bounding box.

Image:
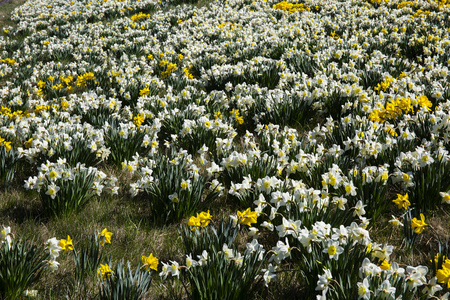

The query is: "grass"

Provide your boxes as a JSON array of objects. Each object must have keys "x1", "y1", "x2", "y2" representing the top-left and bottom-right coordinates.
[{"x1": 0, "y1": 0, "x2": 25, "y2": 32}]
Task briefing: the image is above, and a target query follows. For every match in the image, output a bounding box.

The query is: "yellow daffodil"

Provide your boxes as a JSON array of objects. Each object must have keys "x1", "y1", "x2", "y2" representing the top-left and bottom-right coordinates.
[
  {"x1": 379, "y1": 260, "x2": 391, "y2": 270},
  {"x1": 97, "y1": 264, "x2": 113, "y2": 280},
  {"x1": 58, "y1": 235, "x2": 74, "y2": 253},
  {"x1": 392, "y1": 193, "x2": 410, "y2": 210},
  {"x1": 437, "y1": 259, "x2": 450, "y2": 288},
  {"x1": 198, "y1": 210, "x2": 212, "y2": 227},
  {"x1": 3, "y1": 141, "x2": 11, "y2": 152},
  {"x1": 98, "y1": 228, "x2": 113, "y2": 245},
  {"x1": 411, "y1": 213, "x2": 427, "y2": 234},
  {"x1": 188, "y1": 211, "x2": 212, "y2": 230},
  {"x1": 237, "y1": 208, "x2": 257, "y2": 226},
  {"x1": 188, "y1": 215, "x2": 200, "y2": 230},
  {"x1": 141, "y1": 253, "x2": 159, "y2": 272}
]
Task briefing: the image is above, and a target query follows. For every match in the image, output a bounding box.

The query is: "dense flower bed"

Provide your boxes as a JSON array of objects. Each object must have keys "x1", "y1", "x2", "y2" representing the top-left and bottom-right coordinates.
[{"x1": 1, "y1": 0, "x2": 450, "y2": 298}]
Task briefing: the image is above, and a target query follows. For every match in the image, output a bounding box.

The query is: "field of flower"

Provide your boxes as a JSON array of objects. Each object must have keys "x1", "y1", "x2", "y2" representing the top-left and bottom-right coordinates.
[{"x1": 1, "y1": 0, "x2": 450, "y2": 298}]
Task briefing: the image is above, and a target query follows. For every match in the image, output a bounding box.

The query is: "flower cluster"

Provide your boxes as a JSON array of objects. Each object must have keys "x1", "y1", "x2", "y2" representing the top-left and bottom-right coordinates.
[{"x1": 188, "y1": 210, "x2": 212, "y2": 230}]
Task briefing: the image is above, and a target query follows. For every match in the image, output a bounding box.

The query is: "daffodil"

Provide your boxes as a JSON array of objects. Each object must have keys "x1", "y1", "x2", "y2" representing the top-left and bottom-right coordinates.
[
  {"x1": 141, "y1": 253, "x2": 159, "y2": 272},
  {"x1": 437, "y1": 260, "x2": 450, "y2": 288},
  {"x1": 379, "y1": 260, "x2": 391, "y2": 270},
  {"x1": 237, "y1": 208, "x2": 257, "y2": 226},
  {"x1": 188, "y1": 211, "x2": 212, "y2": 230},
  {"x1": 198, "y1": 210, "x2": 212, "y2": 227},
  {"x1": 440, "y1": 192, "x2": 450, "y2": 204},
  {"x1": 188, "y1": 215, "x2": 201, "y2": 230},
  {"x1": 98, "y1": 228, "x2": 113, "y2": 245},
  {"x1": 411, "y1": 213, "x2": 427, "y2": 234},
  {"x1": 97, "y1": 264, "x2": 113, "y2": 280},
  {"x1": 58, "y1": 235, "x2": 74, "y2": 253},
  {"x1": 392, "y1": 193, "x2": 410, "y2": 210},
  {"x1": 389, "y1": 215, "x2": 403, "y2": 227}
]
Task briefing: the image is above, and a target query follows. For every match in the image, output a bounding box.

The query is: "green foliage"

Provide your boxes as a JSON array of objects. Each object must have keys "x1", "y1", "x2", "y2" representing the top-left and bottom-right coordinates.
[
  {"x1": 178, "y1": 124, "x2": 228, "y2": 156},
  {"x1": 323, "y1": 91, "x2": 357, "y2": 120},
  {"x1": 99, "y1": 261, "x2": 153, "y2": 300},
  {"x1": 74, "y1": 233, "x2": 106, "y2": 284},
  {"x1": 348, "y1": 170, "x2": 390, "y2": 222},
  {"x1": 293, "y1": 240, "x2": 370, "y2": 298},
  {"x1": 407, "y1": 159, "x2": 450, "y2": 214},
  {"x1": 79, "y1": 106, "x2": 116, "y2": 129},
  {"x1": 401, "y1": 208, "x2": 419, "y2": 252},
  {"x1": 39, "y1": 166, "x2": 97, "y2": 218},
  {"x1": 0, "y1": 237, "x2": 50, "y2": 300},
  {"x1": 285, "y1": 53, "x2": 317, "y2": 77},
  {"x1": 144, "y1": 153, "x2": 220, "y2": 224},
  {"x1": 221, "y1": 155, "x2": 278, "y2": 190},
  {"x1": 186, "y1": 246, "x2": 266, "y2": 300},
  {"x1": 253, "y1": 93, "x2": 315, "y2": 128},
  {"x1": 104, "y1": 118, "x2": 147, "y2": 166},
  {"x1": 286, "y1": 193, "x2": 355, "y2": 229},
  {"x1": 365, "y1": 270, "x2": 421, "y2": 300},
  {"x1": 0, "y1": 146, "x2": 21, "y2": 187},
  {"x1": 52, "y1": 135, "x2": 101, "y2": 166},
  {"x1": 430, "y1": 238, "x2": 450, "y2": 276}
]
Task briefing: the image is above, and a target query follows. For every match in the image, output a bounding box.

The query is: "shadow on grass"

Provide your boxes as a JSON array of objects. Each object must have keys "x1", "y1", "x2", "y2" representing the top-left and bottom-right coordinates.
[{"x1": 0, "y1": 191, "x2": 46, "y2": 224}]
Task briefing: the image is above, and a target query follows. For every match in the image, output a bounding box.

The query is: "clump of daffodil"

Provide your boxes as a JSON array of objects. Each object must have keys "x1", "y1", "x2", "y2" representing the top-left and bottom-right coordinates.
[
  {"x1": 237, "y1": 208, "x2": 257, "y2": 226},
  {"x1": 98, "y1": 228, "x2": 113, "y2": 246},
  {"x1": 188, "y1": 211, "x2": 212, "y2": 230},
  {"x1": 141, "y1": 253, "x2": 159, "y2": 272},
  {"x1": 392, "y1": 193, "x2": 410, "y2": 210}
]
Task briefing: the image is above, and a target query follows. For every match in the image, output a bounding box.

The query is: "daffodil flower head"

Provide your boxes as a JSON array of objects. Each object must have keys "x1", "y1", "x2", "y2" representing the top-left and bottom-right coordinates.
[
  {"x1": 379, "y1": 260, "x2": 391, "y2": 270},
  {"x1": 436, "y1": 259, "x2": 450, "y2": 288},
  {"x1": 237, "y1": 208, "x2": 258, "y2": 226},
  {"x1": 98, "y1": 264, "x2": 114, "y2": 280},
  {"x1": 98, "y1": 228, "x2": 113, "y2": 245},
  {"x1": 58, "y1": 235, "x2": 74, "y2": 253},
  {"x1": 188, "y1": 215, "x2": 201, "y2": 230},
  {"x1": 198, "y1": 210, "x2": 212, "y2": 227},
  {"x1": 389, "y1": 215, "x2": 403, "y2": 227},
  {"x1": 141, "y1": 253, "x2": 159, "y2": 272},
  {"x1": 188, "y1": 211, "x2": 212, "y2": 230},
  {"x1": 411, "y1": 213, "x2": 427, "y2": 234},
  {"x1": 392, "y1": 193, "x2": 410, "y2": 210}
]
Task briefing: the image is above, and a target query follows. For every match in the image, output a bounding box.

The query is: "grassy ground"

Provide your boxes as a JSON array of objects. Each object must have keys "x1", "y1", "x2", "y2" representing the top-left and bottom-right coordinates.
[{"x1": 0, "y1": 0, "x2": 25, "y2": 31}]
